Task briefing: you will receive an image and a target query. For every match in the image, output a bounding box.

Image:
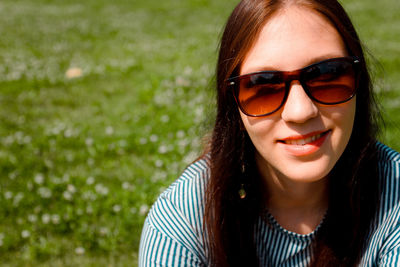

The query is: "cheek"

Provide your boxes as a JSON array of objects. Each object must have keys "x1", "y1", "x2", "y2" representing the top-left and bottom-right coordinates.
[
  {"x1": 324, "y1": 99, "x2": 356, "y2": 149},
  {"x1": 336, "y1": 99, "x2": 356, "y2": 132},
  {"x1": 239, "y1": 111, "x2": 278, "y2": 148}
]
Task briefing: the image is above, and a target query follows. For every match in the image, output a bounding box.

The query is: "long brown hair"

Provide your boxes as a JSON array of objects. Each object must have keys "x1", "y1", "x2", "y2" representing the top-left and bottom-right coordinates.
[{"x1": 204, "y1": 0, "x2": 382, "y2": 266}]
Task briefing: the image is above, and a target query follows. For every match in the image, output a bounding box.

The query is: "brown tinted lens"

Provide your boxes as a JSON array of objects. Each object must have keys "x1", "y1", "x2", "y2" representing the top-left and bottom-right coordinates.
[
  {"x1": 306, "y1": 61, "x2": 356, "y2": 103},
  {"x1": 238, "y1": 80, "x2": 286, "y2": 116}
]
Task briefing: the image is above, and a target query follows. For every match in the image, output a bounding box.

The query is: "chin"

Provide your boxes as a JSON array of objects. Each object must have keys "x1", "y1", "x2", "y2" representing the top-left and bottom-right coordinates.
[
  {"x1": 283, "y1": 168, "x2": 331, "y2": 184},
  {"x1": 258, "y1": 152, "x2": 335, "y2": 184}
]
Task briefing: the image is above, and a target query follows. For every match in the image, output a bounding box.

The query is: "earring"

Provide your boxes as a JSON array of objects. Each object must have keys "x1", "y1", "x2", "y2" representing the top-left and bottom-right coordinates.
[
  {"x1": 238, "y1": 161, "x2": 247, "y2": 199},
  {"x1": 238, "y1": 131, "x2": 247, "y2": 199},
  {"x1": 238, "y1": 183, "x2": 246, "y2": 199}
]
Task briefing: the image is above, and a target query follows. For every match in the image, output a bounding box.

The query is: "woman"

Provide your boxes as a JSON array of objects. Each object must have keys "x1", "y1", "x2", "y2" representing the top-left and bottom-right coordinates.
[{"x1": 139, "y1": 0, "x2": 400, "y2": 266}]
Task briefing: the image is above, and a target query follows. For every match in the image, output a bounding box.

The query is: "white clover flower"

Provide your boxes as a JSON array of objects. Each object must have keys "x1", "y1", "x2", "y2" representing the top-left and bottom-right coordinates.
[
  {"x1": 51, "y1": 126, "x2": 60, "y2": 135},
  {"x1": 15, "y1": 131, "x2": 25, "y2": 145},
  {"x1": 37, "y1": 187, "x2": 52, "y2": 199},
  {"x1": 14, "y1": 131, "x2": 23, "y2": 139},
  {"x1": 64, "y1": 128, "x2": 73, "y2": 138},
  {"x1": 4, "y1": 191, "x2": 13, "y2": 200},
  {"x1": 44, "y1": 159, "x2": 54, "y2": 169},
  {"x1": 175, "y1": 76, "x2": 190, "y2": 87},
  {"x1": 113, "y1": 205, "x2": 121, "y2": 213},
  {"x1": 149, "y1": 134, "x2": 158, "y2": 143},
  {"x1": 42, "y1": 214, "x2": 51, "y2": 224},
  {"x1": 139, "y1": 204, "x2": 149, "y2": 216},
  {"x1": 21, "y1": 230, "x2": 30, "y2": 238},
  {"x1": 139, "y1": 137, "x2": 147, "y2": 145},
  {"x1": 87, "y1": 158, "x2": 94, "y2": 166},
  {"x1": 67, "y1": 184, "x2": 76, "y2": 193},
  {"x1": 95, "y1": 184, "x2": 109, "y2": 196},
  {"x1": 176, "y1": 130, "x2": 185, "y2": 139},
  {"x1": 62, "y1": 174, "x2": 70, "y2": 182},
  {"x1": 191, "y1": 139, "x2": 201, "y2": 148},
  {"x1": 99, "y1": 227, "x2": 109, "y2": 236},
  {"x1": 130, "y1": 207, "x2": 137, "y2": 214},
  {"x1": 119, "y1": 139, "x2": 127, "y2": 147},
  {"x1": 183, "y1": 151, "x2": 198, "y2": 165},
  {"x1": 8, "y1": 172, "x2": 17, "y2": 180},
  {"x1": 75, "y1": 247, "x2": 85, "y2": 255},
  {"x1": 66, "y1": 153, "x2": 74, "y2": 162},
  {"x1": 34, "y1": 173, "x2": 44, "y2": 184},
  {"x1": 86, "y1": 176, "x2": 95, "y2": 185},
  {"x1": 108, "y1": 143, "x2": 115, "y2": 150},
  {"x1": 63, "y1": 191, "x2": 72, "y2": 201},
  {"x1": 3, "y1": 135, "x2": 14, "y2": 146},
  {"x1": 195, "y1": 106, "x2": 204, "y2": 117},
  {"x1": 86, "y1": 205, "x2": 93, "y2": 214},
  {"x1": 155, "y1": 159, "x2": 164, "y2": 168},
  {"x1": 178, "y1": 139, "x2": 190, "y2": 148},
  {"x1": 28, "y1": 214, "x2": 37, "y2": 223},
  {"x1": 51, "y1": 214, "x2": 60, "y2": 224},
  {"x1": 183, "y1": 66, "x2": 193, "y2": 75},
  {"x1": 51, "y1": 177, "x2": 62, "y2": 184},
  {"x1": 23, "y1": 135, "x2": 32, "y2": 144},
  {"x1": 160, "y1": 115, "x2": 170, "y2": 123},
  {"x1": 105, "y1": 126, "x2": 114, "y2": 136},
  {"x1": 151, "y1": 171, "x2": 167, "y2": 183},
  {"x1": 122, "y1": 182, "x2": 131, "y2": 190},
  {"x1": 82, "y1": 191, "x2": 97, "y2": 201},
  {"x1": 85, "y1": 138, "x2": 94, "y2": 146},
  {"x1": 158, "y1": 145, "x2": 168, "y2": 154},
  {"x1": 12, "y1": 192, "x2": 24, "y2": 206}
]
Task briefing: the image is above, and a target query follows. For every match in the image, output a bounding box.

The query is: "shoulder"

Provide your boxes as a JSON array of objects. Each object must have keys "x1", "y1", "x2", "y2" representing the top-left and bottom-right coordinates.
[
  {"x1": 376, "y1": 141, "x2": 400, "y2": 165},
  {"x1": 159, "y1": 156, "x2": 210, "y2": 219},
  {"x1": 162, "y1": 156, "x2": 210, "y2": 201},
  {"x1": 147, "y1": 156, "x2": 209, "y2": 236},
  {"x1": 361, "y1": 142, "x2": 400, "y2": 264},
  {"x1": 139, "y1": 156, "x2": 210, "y2": 265},
  {"x1": 376, "y1": 142, "x2": 400, "y2": 211}
]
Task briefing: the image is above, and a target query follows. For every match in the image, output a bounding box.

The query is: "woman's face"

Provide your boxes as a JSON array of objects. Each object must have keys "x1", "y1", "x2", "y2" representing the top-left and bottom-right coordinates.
[{"x1": 239, "y1": 6, "x2": 356, "y2": 184}]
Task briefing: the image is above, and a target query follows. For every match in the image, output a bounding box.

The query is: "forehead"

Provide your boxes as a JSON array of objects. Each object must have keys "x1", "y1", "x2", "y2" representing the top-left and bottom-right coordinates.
[{"x1": 240, "y1": 6, "x2": 348, "y2": 75}]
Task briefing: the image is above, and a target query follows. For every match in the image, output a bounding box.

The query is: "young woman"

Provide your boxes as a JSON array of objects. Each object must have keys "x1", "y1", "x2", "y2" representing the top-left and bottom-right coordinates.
[{"x1": 139, "y1": 0, "x2": 400, "y2": 266}]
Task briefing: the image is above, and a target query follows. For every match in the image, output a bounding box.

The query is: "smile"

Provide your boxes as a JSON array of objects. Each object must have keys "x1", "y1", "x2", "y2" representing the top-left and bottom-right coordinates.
[
  {"x1": 277, "y1": 130, "x2": 331, "y2": 157},
  {"x1": 280, "y1": 131, "x2": 329, "y2": 146}
]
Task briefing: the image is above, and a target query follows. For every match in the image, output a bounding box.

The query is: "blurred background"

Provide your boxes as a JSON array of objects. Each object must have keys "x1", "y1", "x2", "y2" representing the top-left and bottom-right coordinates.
[{"x1": 0, "y1": 0, "x2": 399, "y2": 266}]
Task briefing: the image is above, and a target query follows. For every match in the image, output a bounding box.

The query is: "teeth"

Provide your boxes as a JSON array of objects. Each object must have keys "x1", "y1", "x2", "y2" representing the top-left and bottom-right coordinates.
[{"x1": 284, "y1": 133, "x2": 322, "y2": 145}]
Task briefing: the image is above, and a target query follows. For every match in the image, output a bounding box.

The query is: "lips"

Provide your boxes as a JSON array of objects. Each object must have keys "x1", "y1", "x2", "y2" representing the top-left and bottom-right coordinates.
[
  {"x1": 277, "y1": 130, "x2": 331, "y2": 157},
  {"x1": 278, "y1": 131, "x2": 330, "y2": 145}
]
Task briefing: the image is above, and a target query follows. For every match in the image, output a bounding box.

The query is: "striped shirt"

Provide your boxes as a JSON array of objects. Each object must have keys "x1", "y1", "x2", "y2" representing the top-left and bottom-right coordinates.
[{"x1": 139, "y1": 142, "x2": 400, "y2": 266}]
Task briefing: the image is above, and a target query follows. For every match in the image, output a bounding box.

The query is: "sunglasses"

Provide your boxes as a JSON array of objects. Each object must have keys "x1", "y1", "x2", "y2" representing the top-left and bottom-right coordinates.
[{"x1": 227, "y1": 57, "x2": 360, "y2": 117}]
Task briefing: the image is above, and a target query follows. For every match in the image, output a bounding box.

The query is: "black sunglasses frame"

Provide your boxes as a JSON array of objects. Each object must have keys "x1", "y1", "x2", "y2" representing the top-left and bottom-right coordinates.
[{"x1": 227, "y1": 56, "x2": 360, "y2": 117}]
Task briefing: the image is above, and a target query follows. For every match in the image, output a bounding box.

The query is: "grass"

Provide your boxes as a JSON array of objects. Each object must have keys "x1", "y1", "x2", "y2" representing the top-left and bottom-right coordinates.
[{"x1": 0, "y1": 0, "x2": 399, "y2": 265}]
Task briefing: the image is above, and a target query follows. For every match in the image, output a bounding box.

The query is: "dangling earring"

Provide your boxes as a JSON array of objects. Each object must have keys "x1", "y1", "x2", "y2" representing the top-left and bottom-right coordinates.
[
  {"x1": 238, "y1": 158, "x2": 247, "y2": 199},
  {"x1": 238, "y1": 183, "x2": 247, "y2": 199}
]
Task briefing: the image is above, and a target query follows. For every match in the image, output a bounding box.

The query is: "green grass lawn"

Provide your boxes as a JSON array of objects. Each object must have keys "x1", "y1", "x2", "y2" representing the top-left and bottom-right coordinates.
[{"x1": 0, "y1": 0, "x2": 399, "y2": 266}]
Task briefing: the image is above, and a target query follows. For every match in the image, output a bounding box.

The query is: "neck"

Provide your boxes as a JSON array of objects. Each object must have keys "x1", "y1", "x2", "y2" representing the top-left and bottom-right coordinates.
[{"x1": 256, "y1": 156, "x2": 329, "y2": 234}]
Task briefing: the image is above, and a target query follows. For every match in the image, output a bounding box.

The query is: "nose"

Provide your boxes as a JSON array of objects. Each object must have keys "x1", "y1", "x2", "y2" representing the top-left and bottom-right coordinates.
[{"x1": 281, "y1": 81, "x2": 319, "y2": 123}]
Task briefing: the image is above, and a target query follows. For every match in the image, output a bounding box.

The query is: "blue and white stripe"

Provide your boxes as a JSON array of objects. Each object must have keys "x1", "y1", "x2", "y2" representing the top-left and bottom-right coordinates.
[{"x1": 139, "y1": 142, "x2": 400, "y2": 266}]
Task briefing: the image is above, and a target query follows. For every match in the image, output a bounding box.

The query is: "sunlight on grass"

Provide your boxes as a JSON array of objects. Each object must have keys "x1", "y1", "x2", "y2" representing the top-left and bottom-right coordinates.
[{"x1": 0, "y1": 0, "x2": 399, "y2": 265}]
